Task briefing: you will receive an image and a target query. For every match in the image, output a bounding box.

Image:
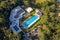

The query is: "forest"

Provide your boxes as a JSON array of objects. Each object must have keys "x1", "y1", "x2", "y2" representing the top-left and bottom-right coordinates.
[{"x1": 0, "y1": 0, "x2": 60, "y2": 40}]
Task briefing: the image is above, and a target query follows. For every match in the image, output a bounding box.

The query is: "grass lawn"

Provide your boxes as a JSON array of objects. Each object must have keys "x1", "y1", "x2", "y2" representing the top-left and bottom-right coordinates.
[
  {"x1": 30, "y1": 10, "x2": 35, "y2": 15},
  {"x1": 36, "y1": 0, "x2": 45, "y2": 3},
  {"x1": 36, "y1": 0, "x2": 51, "y2": 3}
]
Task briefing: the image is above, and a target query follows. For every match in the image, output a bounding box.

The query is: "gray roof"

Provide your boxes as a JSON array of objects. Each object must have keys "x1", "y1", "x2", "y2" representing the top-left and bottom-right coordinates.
[
  {"x1": 9, "y1": 6, "x2": 25, "y2": 22},
  {"x1": 9, "y1": 6, "x2": 25, "y2": 33},
  {"x1": 10, "y1": 20, "x2": 22, "y2": 33}
]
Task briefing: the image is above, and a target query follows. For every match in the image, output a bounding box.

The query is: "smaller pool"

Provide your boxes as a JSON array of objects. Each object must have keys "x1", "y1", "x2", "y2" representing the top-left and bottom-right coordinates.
[{"x1": 22, "y1": 15, "x2": 39, "y2": 28}]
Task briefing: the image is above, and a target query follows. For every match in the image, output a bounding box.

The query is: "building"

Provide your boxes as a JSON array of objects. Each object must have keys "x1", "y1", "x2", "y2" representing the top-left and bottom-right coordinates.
[
  {"x1": 9, "y1": 6, "x2": 25, "y2": 33},
  {"x1": 25, "y1": 7, "x2": 33, "y2": 13},
  {"x1": 9, "y1": 6, "x2": 25, "y2": 22},
  {"x1": 10, "y1": 20, "x2": 22, "y2": 33}
]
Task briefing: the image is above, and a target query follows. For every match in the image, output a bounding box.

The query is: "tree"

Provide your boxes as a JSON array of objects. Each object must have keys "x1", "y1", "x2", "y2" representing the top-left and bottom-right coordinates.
[
  {"x1": 0, "y1": 0, "x2": 24, "y2": 40},
  {"x1": 49, "y1": 4, "x2": 56, "y2": 12},
  {"x1": 37, "y1": 28, "x2": 44, "y2": 40},
  {"x1": 1, "y1": 27, "x2": 21, "y2": 40}
]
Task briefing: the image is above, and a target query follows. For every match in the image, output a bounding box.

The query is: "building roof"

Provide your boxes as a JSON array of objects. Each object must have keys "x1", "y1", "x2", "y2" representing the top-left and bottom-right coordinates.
[
  {"x1": 9, "y1": 6, "x2": 25, "y2": 22},
  {"x1": 10, "y1": 25, "x2": 22, "y2": 33},
  {"x1": 9, "y1": 6, "x2": 25, "y2": 33},
  {"x1": 10, "y1": 20, "x2": 22, "y2": 33},
  {"x1": 25, "y1": 7, "x2": 33, "y2": 13},
  {"x1": 35, "y1": 9, "x2": 41, "y2": 15}
]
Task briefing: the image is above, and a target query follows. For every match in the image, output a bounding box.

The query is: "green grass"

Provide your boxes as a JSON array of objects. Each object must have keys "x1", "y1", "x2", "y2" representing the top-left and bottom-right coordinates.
[
  {"x1": 30, "y1": 10, "x2": 35, "y2": 15},
  {"x1": 36, "y1": 0, "x2": 51, "y2": 3},
  {"x1": 36, "y1": 0, "x2": 45, "y2": 3}
]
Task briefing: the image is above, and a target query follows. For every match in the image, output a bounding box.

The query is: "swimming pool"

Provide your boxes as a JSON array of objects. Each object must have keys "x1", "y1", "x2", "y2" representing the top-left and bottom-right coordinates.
[{"x1": 22, "y1": 15, "x2": 39, "y2": 28}]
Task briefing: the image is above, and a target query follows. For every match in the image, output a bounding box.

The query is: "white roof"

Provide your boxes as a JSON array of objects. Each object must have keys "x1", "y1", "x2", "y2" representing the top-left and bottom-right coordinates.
[{"x1": 25, "y1": 7, "x2": 33, "y2": 13}]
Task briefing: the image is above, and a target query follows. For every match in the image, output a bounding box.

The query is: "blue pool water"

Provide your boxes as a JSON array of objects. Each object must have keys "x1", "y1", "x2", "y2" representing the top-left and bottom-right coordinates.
[{"x1": 23, "y1": 15, "x2": 38, "y2": 28}]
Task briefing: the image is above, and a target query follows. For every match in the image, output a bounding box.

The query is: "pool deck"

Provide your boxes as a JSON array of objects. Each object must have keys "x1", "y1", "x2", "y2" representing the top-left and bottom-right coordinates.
[{"x1": 22, "y1": 15, "x2": 40, "y2": 28}]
